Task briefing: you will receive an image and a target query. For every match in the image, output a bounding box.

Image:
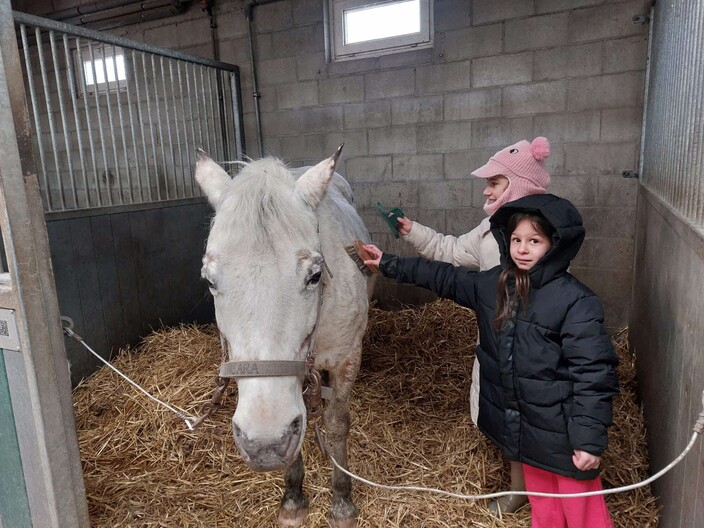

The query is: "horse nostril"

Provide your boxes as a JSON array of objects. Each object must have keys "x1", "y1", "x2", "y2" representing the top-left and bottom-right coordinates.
[{"x1": 289, "y1": 415, "x2": 303, "y2": 436}]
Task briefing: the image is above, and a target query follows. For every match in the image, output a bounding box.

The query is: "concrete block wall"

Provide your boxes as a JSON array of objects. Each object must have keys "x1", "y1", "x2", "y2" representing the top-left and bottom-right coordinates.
[{"x1": 12, "y1": 0, "x2": 652, "y2": 328}]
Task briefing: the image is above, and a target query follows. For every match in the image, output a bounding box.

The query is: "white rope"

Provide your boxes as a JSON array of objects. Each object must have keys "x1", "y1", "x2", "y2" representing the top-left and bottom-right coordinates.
[
  {"x1": 61, "y1": 317, "x2": 198, "y2": 430},
  {"x1": 327, "y1": 391, "x2": 704, "y2": 500}
]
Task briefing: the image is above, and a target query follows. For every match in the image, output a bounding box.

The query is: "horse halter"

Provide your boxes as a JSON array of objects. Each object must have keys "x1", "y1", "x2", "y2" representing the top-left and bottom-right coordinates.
[{"x1": 213, "y1": 258, "x2": 333, "y2": 420}]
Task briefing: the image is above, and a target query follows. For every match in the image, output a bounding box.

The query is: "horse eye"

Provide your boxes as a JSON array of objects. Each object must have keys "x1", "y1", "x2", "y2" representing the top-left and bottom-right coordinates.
[{"x1": 307, "y1": 271, "x2": 322, "y2": 286}]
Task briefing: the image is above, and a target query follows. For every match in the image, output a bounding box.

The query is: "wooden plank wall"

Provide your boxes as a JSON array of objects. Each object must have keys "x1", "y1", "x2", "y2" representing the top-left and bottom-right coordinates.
[{"x1": 46, "y1": 200, "x2": 214, "y2": 384}]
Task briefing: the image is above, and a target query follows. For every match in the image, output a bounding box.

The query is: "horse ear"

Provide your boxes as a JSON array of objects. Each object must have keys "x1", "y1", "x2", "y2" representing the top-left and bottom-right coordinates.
[
  {"x1": 195, "y1": 149, "x2": 231, "y2": 209},
  {"x1": 294, "y1": 144, "x2": 343, "y2": 208}
]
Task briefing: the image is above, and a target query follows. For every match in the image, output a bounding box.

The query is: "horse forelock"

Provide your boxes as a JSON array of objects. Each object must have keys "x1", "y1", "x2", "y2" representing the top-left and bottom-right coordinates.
[{"x1": 214, "y1": 158, "x2": 318, "y2": 246}]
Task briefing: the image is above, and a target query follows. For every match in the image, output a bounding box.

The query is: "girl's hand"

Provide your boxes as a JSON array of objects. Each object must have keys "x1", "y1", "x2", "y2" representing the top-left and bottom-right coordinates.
[
  {"x1": 572, "y1": 450, "x2": 601, "y2": 471},
  {"x1": 362, "y1": 244, "x2": 383, "y2": 270},
  {"x1": 396, "y1": 216, "x2": 413, "y2": 236}
]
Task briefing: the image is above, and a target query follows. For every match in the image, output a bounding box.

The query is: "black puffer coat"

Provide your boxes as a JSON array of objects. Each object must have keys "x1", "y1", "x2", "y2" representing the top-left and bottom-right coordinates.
[{"x1": 380, "y1": 194, "x2": 619, "y2": 480}]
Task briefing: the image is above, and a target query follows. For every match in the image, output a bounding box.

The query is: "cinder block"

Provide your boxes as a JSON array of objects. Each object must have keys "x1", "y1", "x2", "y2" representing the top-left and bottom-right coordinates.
[
  {"x1": 506, "y1": 13, "x2": 570, "y2": 52},
  {"x1": 544, "y1": 143, "x2": 566, "y2": 176},
  {"x1": 471, "y1": 117, "x2": 534, "y2": 149},
  {"x1": 345, "y1": 156, "x2": 392, "y2": 183},
  {"x1": 503, "y1": 81, "x2": 567, "y2": 116},
  {"x1": 546, "y1": 174, "x2": 598, "y2": 206},
  {"x1": 445, "y1": 149, "x2": 496, "y2": 179},
  {"x1": 323, "y1": 131, "x2": 367, "y2": 158},
  {"x1": 365, "y1": 69, "x2": 415, "y2": 100},
  {"x1": 416, "y1": 61, "x2": 471, "y2": 95},
  {"x1": 596, "y1": 174, "x2": 639, "y2": 207},
  {"x1": 293, "y1": 0, "x2": 324, "y2": 25},
  {"x1": 250, "y1": 1, "x2": 293, "y2": 33},
  {"x1": 272, "y1": 23, "x2": 325, "y2": 59},
  {"x1": 277, "y1": 80, "x2": 318, "y2": 109},
  {"x1": 419, "y1": 179, "x2": 474, "y2": 208},
  {"x1": 601, "y1": 107, "x2": 643, "y2": 141},
  {"x1": 319, "y1": 76, "x2": 364, "y2": 105},
  {"x1": 534, "y1": 111, "x2": 601, "y2": 143},
  {"x1": 218, "y1": 37, "x2": 251, "y2": 66},
  {"x1": 438, "y1": 25, "x2": 503, "y2": 62},
  {"x1": 357, "y1": 180, "x2": 420, "y2": 208},
  {"x1": 328, "y1": 56, "x2": 379, "y2": 77},
  {"x1": 391, "y1": 96, "x2": 444, "y2": 125},
  {"x1": 296, "y1": 52, "x2": 328, "y2": 81},
  {"x1": 257, "y1": 57, "x2": 297, "y2": 87},
  {"x1": 589, "y1": 237, "x2": 635, "y2": 270},
  {"x1": 534, "y1": 42, "x2": 602, "y2": 81},
  {"x1": 567, "y1": 72, "x2": 644, "y2": 111},
  {"x1": 212, "y1": 9, "x2": 249, "y2": 40},
  {"x1": 472, "y1": 0, "x2": 534, "y2": 25},
  {"x1": 472, "y1": 52, "x2": 533, "y2": 88},
  {"x1": 535, "y1": 0, "x2": 601, "y2": 14},
  {"x1": 260, "y1": 109, "x2": 302, "y2": 136},
  {"x1": 395, "y1": 207, "x2": 447, "y2": 236},
  {"x1": 603, "y1": 36, "x2": 648, "y2": 73},
  {"x1": 568, "y1": 1, "x2": 650, "y2": 43},
  {"x1": 378, "y1": 48, "x2": 434, "y2": 70},
  {"x1": 296, "y1": 106, "x2": 344, "y2": 133},
  {"x1": 446, "y1": 207, "x2": 488, "y2": 235},
  {"x1": 444, "y1": 89, "x2": 502, "y2": 121},
  {"x1": 580, "y1": 205, "x2": 636, "y2": 239},
  {"x1": 280, "y1": 133, "x2": 327, "y2": 162},
  {"x1": 392, "y1": 154, "x2": 444, "y2": 181},
  {"x1": 368, "y1": 126, "x2": 417, "y2": 154},
  {"x1": 565, "y1": 142, "x2": 637, "y2": 176},
  {"x1": 471, "y1": 178, "x2": 489, "y2": 207},
  {"x1": 435, "y1": 0, "x2": 472, "y2": 31},
  {"x1": 417, "y1": 122, "x2": 473, "y2": 152},
  {"x1": 344, "y1": 101, "x2": 391, "y2": 130}
]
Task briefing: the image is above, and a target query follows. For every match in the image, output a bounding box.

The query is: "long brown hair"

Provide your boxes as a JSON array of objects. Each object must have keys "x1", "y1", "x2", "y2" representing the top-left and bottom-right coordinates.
[{"x1": 494, "y1": 212, "x2": 554, "y2": 331}]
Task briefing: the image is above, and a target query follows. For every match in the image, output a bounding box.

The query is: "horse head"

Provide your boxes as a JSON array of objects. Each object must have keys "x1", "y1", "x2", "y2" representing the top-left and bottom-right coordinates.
[{"x1": 195, "y1": 148, "x2": 341, "y2": 472}]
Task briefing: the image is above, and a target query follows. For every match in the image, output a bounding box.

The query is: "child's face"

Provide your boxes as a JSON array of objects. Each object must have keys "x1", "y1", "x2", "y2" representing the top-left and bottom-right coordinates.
[
  {"x1": 509, "y1": 219, "x2": 552, "y2": 270},
  {"x1": 483, "y1": 175, "x2": 509, "y2": 206}
]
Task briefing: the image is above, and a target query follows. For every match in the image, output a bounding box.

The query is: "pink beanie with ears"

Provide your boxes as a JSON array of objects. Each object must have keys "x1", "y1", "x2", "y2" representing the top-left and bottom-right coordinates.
[{"x1": 472, "y1": 137, "x2": 551, "y2": 216}]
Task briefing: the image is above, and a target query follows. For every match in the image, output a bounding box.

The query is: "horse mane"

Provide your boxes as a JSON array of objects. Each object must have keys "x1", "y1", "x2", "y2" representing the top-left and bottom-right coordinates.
[{"x1": 216, "y1": 157, "x2": 317, "y2": 246}]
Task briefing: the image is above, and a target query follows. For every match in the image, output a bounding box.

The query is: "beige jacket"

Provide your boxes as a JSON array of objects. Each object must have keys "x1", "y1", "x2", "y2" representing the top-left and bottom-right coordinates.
[
  {"x1": 403, "y1": 217, "x2": 501, "y2": 271},
  {"x1": 403, "y1": 216, "x2": 500, "y2": 426}
]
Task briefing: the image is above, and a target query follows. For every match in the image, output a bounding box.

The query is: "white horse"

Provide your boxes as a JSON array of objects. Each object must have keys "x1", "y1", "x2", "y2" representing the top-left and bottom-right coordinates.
[{"x1": 195, "y1": 147, "x2": 373, "y2": 528}]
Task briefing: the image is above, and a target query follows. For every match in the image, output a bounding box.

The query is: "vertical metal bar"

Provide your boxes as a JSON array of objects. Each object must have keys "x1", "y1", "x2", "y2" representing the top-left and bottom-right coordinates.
[
  {"x1": 199, "y1": 65, "x2": 212, "y2": 155},
  {"x1": 133, "y1": 51, "x2": 153, "y2": 202},
  {"x1": 144, "y1": 54, "x2": 162, "y2": 201},
  {"x1": 111, "y1": 45, "x2": 132, "y2": 204},
  {"x1": 88, "y1": 40, "x2": 112, "y2": 206},
  {"x1": 77, "y1": 37, "x2": 102, "y2": 207},
  {"x1": 99, "y1": 44, "x2": 123, "y2": 204},
  {"x1": 49, "y1": 30, "x2": 78, "y2": 209},
  {"x1": 159, "y1": 56, "x2": 178, "y2": 199},
  {"x1": 123, "y1": 50, "x2": 143, "y2": 202},
  {"x1": 176, "y1": 61, "x2": 193, "y2": 197},
  {"x1": 191, "y1": 63, "x2": 204, "y2": 148},
  {"x1": 184, "y1": 62, "x2": 199, "y2": 196},
  {"x1": 168, "y1": 59, "x2": 186, "y2": 197},
  {"x1": 35, "y1": 27, "x2": 66, "y2": 210},
  {"x1": 151, "y1": 54, "x2": 169, "y2": 199},
  {"x1": 20, "y1": 25, "x2": 52, "y2": 210},
  {"x1": 63, "y1": 34, "x2": 90, "y2": 209},
  {"x1": 229, "y1": 70, "x2": 245, "y2": 162},
  {"x1": 215, "y1": 68, "x2": 229, "y2": 162},
  {"x1": 206, "y1": 67, "x2": 221, "y2": 162}
]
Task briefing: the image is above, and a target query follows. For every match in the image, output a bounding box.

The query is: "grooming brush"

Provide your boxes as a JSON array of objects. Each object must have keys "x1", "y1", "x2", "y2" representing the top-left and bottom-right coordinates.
[
  {"x1": 344, "y1": 240, "x2": 379, "y2": 276},
  {"x1": 375, "y1": 202, "x2": 405, "y2": 238}
]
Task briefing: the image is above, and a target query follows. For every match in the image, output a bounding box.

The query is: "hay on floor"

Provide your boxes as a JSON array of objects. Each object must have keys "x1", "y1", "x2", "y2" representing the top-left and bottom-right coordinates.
[{"x1": 74, "y1": 299, "x2": 660, "y2": 527}]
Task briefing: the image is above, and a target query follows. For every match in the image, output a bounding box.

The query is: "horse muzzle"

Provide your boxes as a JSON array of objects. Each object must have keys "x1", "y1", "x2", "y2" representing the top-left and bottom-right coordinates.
[{"x1": 232, "y1": 414, "x2": 305, "y2": 471}]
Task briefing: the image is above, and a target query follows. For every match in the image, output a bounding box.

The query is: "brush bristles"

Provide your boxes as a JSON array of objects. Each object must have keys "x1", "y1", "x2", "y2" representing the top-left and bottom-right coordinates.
[{"x1": 344, "y1": 240, "x2": 377, "y2": 276}]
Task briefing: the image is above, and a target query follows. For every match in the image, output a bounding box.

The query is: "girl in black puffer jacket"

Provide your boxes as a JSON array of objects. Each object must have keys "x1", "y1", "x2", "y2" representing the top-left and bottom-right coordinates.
[{"x1": 363, "y1": 194, "x2": 618, "y2": 528}]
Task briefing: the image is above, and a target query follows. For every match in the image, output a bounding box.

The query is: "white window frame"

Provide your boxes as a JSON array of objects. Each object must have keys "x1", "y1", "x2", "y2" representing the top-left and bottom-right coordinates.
[
  {"x1": 328, "y1": 0, "x2": 433, "y2": 62},
  {"x1": 74, "y1": 44, "x2": 128, "y2": 96}
]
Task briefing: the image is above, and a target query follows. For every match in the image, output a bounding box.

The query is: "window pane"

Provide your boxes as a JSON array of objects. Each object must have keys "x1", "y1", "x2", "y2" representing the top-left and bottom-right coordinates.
[{"x1": 344, "y1": 0, "x2": 420, "y2": 44}]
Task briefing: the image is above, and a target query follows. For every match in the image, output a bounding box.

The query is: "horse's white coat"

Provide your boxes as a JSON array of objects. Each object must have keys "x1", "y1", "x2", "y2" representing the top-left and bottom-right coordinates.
[{"x1": 196, "y1": 152, "x2": 371, "y2": 473}]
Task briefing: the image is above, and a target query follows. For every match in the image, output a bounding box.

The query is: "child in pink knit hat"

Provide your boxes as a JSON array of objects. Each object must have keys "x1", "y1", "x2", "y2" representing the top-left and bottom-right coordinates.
[{"x1": 396, "y1": 137, "x2": 552, "y2": 515}]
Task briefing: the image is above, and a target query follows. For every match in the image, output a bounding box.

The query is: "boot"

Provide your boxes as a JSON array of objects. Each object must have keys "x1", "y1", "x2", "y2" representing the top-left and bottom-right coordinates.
[{"x1": 489, "y1": 461, "x2": 529, "y2": 515}]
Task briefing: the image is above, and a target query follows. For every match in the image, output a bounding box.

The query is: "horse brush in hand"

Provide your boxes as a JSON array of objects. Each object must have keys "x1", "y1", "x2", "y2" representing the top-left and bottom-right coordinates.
[{"x1": 344, "y1": 240, "x2": 379, "y2": 276}]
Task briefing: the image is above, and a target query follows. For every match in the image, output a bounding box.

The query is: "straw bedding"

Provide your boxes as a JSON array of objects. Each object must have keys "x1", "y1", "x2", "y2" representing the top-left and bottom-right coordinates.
[{"x1": 74, "y1": 299, "x2": 660, "y2": 527}]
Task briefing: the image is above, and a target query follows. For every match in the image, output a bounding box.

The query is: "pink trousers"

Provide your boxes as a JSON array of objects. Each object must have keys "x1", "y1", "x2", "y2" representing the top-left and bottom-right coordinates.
[{"x1": 522, "y1": 464, "x2": 614, "y2": 528}]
